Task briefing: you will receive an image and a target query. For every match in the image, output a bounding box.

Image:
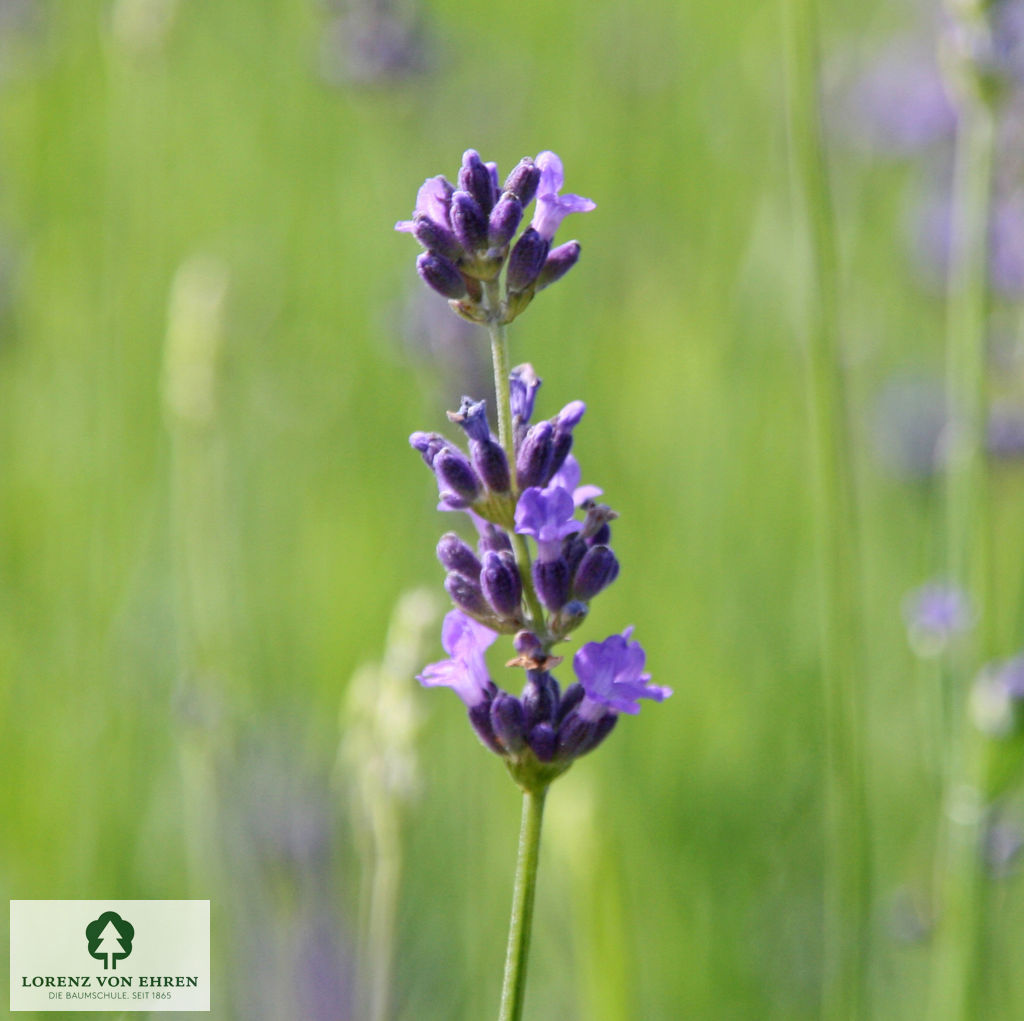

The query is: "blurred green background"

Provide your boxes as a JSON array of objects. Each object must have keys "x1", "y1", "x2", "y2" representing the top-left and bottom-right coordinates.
[{"x1": 4, "y1": 0, "x2": 1024, "y2": 1018}]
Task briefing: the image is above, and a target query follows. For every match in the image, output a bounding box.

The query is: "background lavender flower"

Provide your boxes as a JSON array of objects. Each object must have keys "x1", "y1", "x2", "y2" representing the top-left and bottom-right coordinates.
[
  {"x1": 903, "y1": 581, "x2": 974, "y2": 657},
  {"x1": 832, "y1": 40, "x2": 956, "y2": 156},
  {"x1": 318, "y1": 0, "x2": 433, "y2": 87},
  {"x1": 971, "y1": 655, "x2": 1024, "y2": 736}
]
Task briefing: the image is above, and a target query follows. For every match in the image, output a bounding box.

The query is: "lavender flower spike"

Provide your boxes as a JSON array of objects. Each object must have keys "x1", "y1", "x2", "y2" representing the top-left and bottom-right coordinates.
[
  {"x1": 573, "y1": 628, "x2": 672, "y2": 720},
  {"x1": 417, "y1": 610, "x2": 498, "y2": 707},
  {"x1": 531, "y1": 151, "x2": 596, "y2": 242}
]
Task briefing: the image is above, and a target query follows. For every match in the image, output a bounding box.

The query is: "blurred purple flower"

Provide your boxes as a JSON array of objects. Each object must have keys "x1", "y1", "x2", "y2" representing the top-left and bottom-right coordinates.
[
  {"x1": 989, "y1": 193, "x2": 1024, "y2": 295},
  {"x1": 971, "y1": 653, "x2": 1024, "y2": 735},
  {"x1": 417, "y1": 610, "x2": 496, "y2": 707},
  {"x1": 839, "y1": 43, "x2": 956, "y2": 155},
  {"x1": 573, "y1": 628, "x2": 672, "y2": 720},
  {"x1": 903, "y1": 581, "x2": 973, "y2": 656},
  {"x1": 319, "y1": 2, "x2": 432, "y2": 88},
  {"x1": 987, "y1": 401, "x2": 1024, "y2": 457}
]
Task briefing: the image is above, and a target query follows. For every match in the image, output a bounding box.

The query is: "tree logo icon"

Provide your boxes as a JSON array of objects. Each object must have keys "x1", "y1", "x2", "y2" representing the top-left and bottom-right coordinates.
[{"x1": 85, "y1": 911, "x2": 135, "y2": 970}]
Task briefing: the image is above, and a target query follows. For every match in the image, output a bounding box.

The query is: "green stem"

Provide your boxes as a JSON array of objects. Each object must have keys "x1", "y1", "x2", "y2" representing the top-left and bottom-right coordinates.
[
  {"x1": 483, "y1": 281, "x2": 547, "y2": 635},
  {"x1": 498, "y1": 787, "x2": 547, "y2": 1021},
  {"x1": 485, "y1": 281, "x2": 514, "y2": 459},
  {"x1": 782, "y1": 0, "x2": 871, "y2": 1016}
]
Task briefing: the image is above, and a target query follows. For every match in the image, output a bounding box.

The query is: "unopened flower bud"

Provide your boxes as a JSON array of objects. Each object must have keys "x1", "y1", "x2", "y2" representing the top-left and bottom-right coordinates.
[
  {"x1": 522, "y1": 669, "x2": 559, "y2": 727},
  {"x1": 444, "y1": 571, "x2": 490, "y2": 618},
  {"x1": 516, "y1": 420, "x2": 555, "y2": 490},
  {"x1": 450, "y1": 190, "x2": 488, "y2": 253},
  {"x1": 556, "y1": 709, "x2": 616, "y2": 759},
  {"x1": 562, "y1": 534, "x2": 588, "y2": 578},
  {"x1": 509, "y1": 363, "x2": 542, "y2": 427},
  {"x1": 469, "y1": 698, "x2": 505, "y2": 755},
  {"x1": 535, "y1": 241, "x2": 581, "y2": 291},
  {"x1": 503, "y1": 158, "x2": 541, "y2": 207},
  {"x1": 478, "y1": 524, "x2": 513, "y2": 555},
  {"x1": 556, "y1": 682, "x2": 585, "y2": 724},
  {"x1": 573, "y1": 545, "x2": 619, "y2": 600},
  {"x1": 437, "y1": 532, "x2": 482, "y2": 578},
  {"x1": 412, "y1": 214, "x2": 463, "y2": 262},
  {"x1": 448, "y1": 397, "x2": 510, "y2": 493},
  {"x1": 488, "y1": 194, "x2": 523, "y2": 248},
  {"x1": 555, "y1": 712, "x2": 596, "y2": 760},
  {"x1": 481, "y1": 550, "x2": 523, "y2": 619},
  {"x1": 528, "y1": 722, "x2": 556, "y2": 762},
  {"x1": 434, "y1": 447, "x2": 480, "y2": 503},
  {"x1": 533, "y1": 556, "x2": 571, "y2": 611},
  {"x1": 588, "y1": 713, "x2": 618, "y2": 754},
  {"x1": 417, "y1": 252, "x2": 467, "y2": 300},
  {"x1": 514, "y1": 630, "x2": 544, "y2": 659},
  {"x1": 458, "y1": 149, "x2": 496, "y2": 215},
  {"x1": 552, "y1": 599, "x2": 588, "y2": 635},
  {"x1": 473, "y1": 439, "x2": 510, "y2": 493},
  {"x1": 410, "y1": 431, "x2": 449, "y2": 467},
  {"x1": 547, "y1": 401, "x2": 587, "y2": 480},
  {"x1": 507, "y1": 228, "x2": 550, "y2": 292},
  {"x1": 491, "y1": 693, "x2": 527, "y2": 753}
]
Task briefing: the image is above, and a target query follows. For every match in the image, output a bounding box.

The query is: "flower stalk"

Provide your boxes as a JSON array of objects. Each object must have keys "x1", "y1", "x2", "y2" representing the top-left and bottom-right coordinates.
[
  {"x1": 399, "y1": 147, "x2": 670, "y2": 1019},
  {"x1": 498, "y1": 787, "x2": 548, "y2": 1021}
]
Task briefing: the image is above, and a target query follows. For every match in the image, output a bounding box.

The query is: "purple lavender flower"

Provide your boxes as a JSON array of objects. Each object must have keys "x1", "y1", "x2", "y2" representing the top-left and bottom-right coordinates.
[
  {"x1": 903, "y1": 581, "x2": 973, "y2": 655},
  {"x1": 403, "y1": 148, "x2": 668, "y2": 789},
  {"x1": 514, "y1": 484, "x2": 581, "y2": 559},
  {"x1": 417, "y1": 610, "x2": 497, "y2": 707},
  {"x1": 573, "y1": 628, "x2": 673, "y2": 719},
  {"x1": 549, "y1": 453, "x2": 603, "y2": 507},
  {"x1": 395, "y1": 176, "x2": 454, "y2": 235},
  {"x1": 531, "y1": 151, "x2": 596, "y2": 241},
  {"x1": 397, "y1": 149, "x2": 593, "y2": 324}
]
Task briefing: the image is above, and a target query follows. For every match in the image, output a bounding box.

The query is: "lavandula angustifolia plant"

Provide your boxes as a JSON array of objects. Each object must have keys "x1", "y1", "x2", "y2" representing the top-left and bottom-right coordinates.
[{"x1": 397, "y1": 149, "x2": 671, "y2": 1021}]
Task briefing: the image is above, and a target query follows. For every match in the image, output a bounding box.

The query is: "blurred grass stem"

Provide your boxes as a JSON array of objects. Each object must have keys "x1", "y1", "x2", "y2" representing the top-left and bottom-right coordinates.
[
  {"x1": 930, "y1": 50, "x2": 997, "y2": 1021},
  {"x1": 162, "y1": 256, "x2": 234, "y2": 895},
  {"x1": 782, "y1": 0, "x2": 872, "y2": 1016},
  {"x1": 498, "y1": 787, "x2": 547, "y2": 1021}
]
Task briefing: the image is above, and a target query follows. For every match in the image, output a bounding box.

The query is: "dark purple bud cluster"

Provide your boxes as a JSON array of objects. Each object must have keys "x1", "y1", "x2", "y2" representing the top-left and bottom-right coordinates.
[
  {"x1": 468, "y1": 668, "x2": 618, "y2": 768},
  {"x1": 396, "y1": 149, "x2": 594, "y2": 325},
  {"x1": 411, "y1": 363, "x2": 621, "y2": 652}
]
